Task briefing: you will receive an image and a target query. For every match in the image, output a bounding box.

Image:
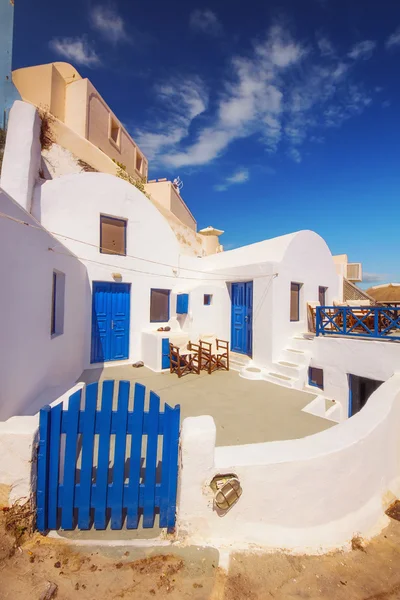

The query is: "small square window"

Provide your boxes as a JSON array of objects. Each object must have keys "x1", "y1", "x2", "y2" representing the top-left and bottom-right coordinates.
[
  {"x1": 109, "y1": 116, "x2": 121, "y2": 146},
  {"x1": 290, "y1": 282, "x2": 302, "y2": 321},
  {"x1": 150, "y1": 289, "x2": 170, "y2": 322},
  {"x1": 136, "y1": 152, "x2": 143, "y2": 173},
  {"x1": 51, "y1": 270, "x2": 65, "y2": 337},
  {"x1": 204, "y1": 294, "x2": 213, "y2": 305},
  {"x1": 100, "y1": 215, "x2": 127, "y2": 256},
  {"x1": 309, "y1": 367, "x2": 324, "y2": 390},
  {"x1": 319, "y1": 286, "x2": 328, "y2": 306}
]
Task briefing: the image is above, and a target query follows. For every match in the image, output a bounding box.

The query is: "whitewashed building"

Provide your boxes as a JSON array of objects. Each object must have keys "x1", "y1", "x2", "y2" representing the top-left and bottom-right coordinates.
[
  {"x1": 1, "y1": 99, "x2": 400, "y2": 553},
  {"x1": 0, "y1": 100, "x2": 399, "y2": 424}
]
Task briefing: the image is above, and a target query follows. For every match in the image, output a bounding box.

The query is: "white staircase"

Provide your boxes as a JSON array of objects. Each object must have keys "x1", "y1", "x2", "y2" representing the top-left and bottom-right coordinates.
[
  {"x1": 238, "y1": 333, "x2": 340, "y2": 422},
  {"x1": 261, "y1": 334, "x2": 315, "y2": 389}
]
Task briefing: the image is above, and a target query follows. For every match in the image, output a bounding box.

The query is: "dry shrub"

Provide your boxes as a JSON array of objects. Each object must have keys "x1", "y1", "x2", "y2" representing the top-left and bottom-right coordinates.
[
  {"x1": 2, "y1": 500, "x2": 34, "y2": 551},
  {"x1": 38, "y1": 109, "x2": 55, "y2": 151},
  {"x1": 77, "y1": 158, "x2": 98, "y2": 173},
  {"x1": 115, "y1": 165, "x2": 151, "y2": 198}
]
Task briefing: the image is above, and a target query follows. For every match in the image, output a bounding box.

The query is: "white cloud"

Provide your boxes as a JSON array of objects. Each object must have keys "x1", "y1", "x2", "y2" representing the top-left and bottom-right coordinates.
[
  {"x1": 136, "y1": 24, "x2": 376, "y2": 168},
  {"x1": 316, "y1": 35, "x2": 335, "y2": 57},
  {"x1": 135, "y1": 77, "x2": 208, "y2": 160},
  {"x1": 49, "y1": 36, "x2": 100, "y2": 67},
  {"x1": 90, "y1": 5, "x2": 128, "y2": 44},
  {"x1": 163, "y1": 25, "x2": 304, "y2": 167},
  {"x1": 189, "y1": 9, "x2": 222, "y2": 36},
  {"x1": 386, "y1": 27, "x2": 400, "y2": 49},
  {"x1": 214, "y1": 168, "x2": 249, "y2": 191},
  {"x1": 363, "y1": 272, "x2": 389, "y2": 284},
  {"x1": 348, "y1": 40, "x2": 376, "y2": 60},
  {"x1": 287, "y1": 147, "x2": 302, "y2": 163}
]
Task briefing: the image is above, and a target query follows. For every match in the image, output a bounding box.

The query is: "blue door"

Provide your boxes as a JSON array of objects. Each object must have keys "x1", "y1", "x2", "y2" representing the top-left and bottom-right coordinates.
[
  {"x1": 231, "y1": 282, "x2": 253, "y2": 356},
  {"x1": 91, "y1": 282, "x2": 130, "y2": 363}
]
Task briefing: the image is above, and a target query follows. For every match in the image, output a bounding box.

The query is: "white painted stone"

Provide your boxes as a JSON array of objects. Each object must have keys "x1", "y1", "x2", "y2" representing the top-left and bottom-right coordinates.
[
  {"x1": 0, "y1": 415, "x2": 38, "y2": 503},
  {"x1": 178, "y1": 374, "x2": 400, "y2": 553},
  {"x1": 41, "y1": 143, "x2": 87, "y2": 179},
  {"x1": 0, "y1": 100, "x2": 41, "y2": 212}
]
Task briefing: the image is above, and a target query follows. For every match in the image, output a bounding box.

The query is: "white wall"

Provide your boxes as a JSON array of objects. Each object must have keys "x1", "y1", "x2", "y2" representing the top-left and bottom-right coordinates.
[
  {"x1": 0, "y1": 101, "x2": 41, "y2": 212},
  {"x1": 178, "y1": 374, "x2": 400, "y2": 553},
  {"x1": 311, "y1": 336, "x2": 400, "y2": 416},
  {"x1": 195, "y1": 231, "x2": 340, "y2": 368},
  {"x1": 33, "y1": 172, "x2": 187, "y2": 368},
  {"x1": 0, "y1": 189, "x2": 89, "y2": 419},
  {"x1": 271, "y1": 231, "x2": 340, "y2": 363},
  {"x1": 0, "y1": 415, "x2": 38, "y2": 504}
]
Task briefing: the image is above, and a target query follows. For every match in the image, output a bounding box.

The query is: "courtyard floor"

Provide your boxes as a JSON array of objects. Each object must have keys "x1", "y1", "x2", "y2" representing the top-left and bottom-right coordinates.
[{"x1": 79, "y1": 365, "x2": 334, "y2": 447}]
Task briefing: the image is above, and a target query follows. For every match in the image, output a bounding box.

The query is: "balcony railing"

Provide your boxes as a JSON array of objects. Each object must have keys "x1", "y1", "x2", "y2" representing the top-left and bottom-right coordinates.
[{"x1": 316, "y1": 306, "x2": 400, "y2": 341}]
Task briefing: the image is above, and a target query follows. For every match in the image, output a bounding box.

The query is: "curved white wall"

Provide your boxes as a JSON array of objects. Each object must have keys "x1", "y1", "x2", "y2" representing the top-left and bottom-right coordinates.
[
  {"x1": 33, "y1": 173, "x2": 183, "y2": 367},
  {"x1": 178, "y1": 374, "x2": 400, "y2": 553},
  {"x1": 270, "y1": 230, "x2": 340, "y2": 363},
  {"x1": 0, "y1": 189, "x2": 88, "y2": 419}
]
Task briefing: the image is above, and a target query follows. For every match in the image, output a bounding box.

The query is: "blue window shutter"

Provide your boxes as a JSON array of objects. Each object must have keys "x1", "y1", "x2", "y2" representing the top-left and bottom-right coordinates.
[
  {"x1": 162, "y1": 338, "x2": 170, "y2": 369},
  {"x1": 176, "y1": 293, "x2": 189, "y2": 314}
]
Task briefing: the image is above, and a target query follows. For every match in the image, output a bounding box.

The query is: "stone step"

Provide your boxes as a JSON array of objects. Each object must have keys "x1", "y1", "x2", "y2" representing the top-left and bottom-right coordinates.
[
  {"x1": 290, "y1": 335, "x2": 315, "y2": 351},
  {"x1": 282, "y1": 348, "x2": 310, "y2": 365},
  {"x1": 239, "y1": 366, "x2": 263, "y2": 380},
  {"x1": 274, "y1": 360, "x2": 302, "y2": 377},
  {"x1": 262, "y1": 371, "x2": 296, "y2": 388}
]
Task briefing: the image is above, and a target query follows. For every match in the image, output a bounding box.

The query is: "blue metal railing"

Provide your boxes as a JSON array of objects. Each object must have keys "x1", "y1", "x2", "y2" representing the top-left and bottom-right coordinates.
[{"x1": 316, "y1": 306, "x2": 400, "y2": 341}]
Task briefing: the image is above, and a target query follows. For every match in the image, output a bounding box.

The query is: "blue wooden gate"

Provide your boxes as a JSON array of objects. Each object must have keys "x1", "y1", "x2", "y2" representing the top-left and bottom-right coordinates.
[{"x1": 36, "y1": 380, "x2": 180, "y2": 532}]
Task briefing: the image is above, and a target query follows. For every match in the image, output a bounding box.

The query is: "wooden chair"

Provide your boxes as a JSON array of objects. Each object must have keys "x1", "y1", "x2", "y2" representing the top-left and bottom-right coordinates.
[
  {"x1": 187, "y1": 342, "x2": 201, "y2": 374},
  {"x1": 215, "y1": 339, "x2": 229, "y2": 371},
  {"x1": 199, "y1": 340, "x2": 218, "y2": 374},
  {"x1": 199, "y1": 339, "x2": 229, "y2": 374},
  {"x1": 169, "y1": 343, "x2": 200, "y2": 378}
]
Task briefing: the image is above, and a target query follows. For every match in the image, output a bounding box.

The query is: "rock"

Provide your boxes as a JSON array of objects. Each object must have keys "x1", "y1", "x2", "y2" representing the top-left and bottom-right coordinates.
[{"x1": 39, "y1": 581, "x2": 58, "y2": 599}]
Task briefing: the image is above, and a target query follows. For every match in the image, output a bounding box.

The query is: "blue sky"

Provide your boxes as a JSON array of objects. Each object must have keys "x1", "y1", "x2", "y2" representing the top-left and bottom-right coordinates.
[{"x1": 12, "y1": 0, "x2": 400, "y2": 286}]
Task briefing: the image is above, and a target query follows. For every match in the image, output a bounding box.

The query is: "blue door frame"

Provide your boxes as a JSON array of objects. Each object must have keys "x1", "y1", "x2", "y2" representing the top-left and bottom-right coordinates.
[
  {"x1": 231, "y1": 282, "x2": 253, "y2": 356},
  {"x1": 91, "y1": 282, "x2": 131, "y2": 363}
]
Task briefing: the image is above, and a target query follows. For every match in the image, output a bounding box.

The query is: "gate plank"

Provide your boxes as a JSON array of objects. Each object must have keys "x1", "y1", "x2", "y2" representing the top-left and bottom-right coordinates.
[
  {"x1": 125, "y1": 383, "x2": 145, "y2": 529},
  {"x1": 47, "y1": 402, "x2": 62, "y2": 530},
  {"x1": 159, "y1": 404, "x2": 172, "y2": 528},
  {"x1": 77, "y1": 383, "x2": 97, "y2": 529},
  {"x1": 60, "y1": 389, "x2": 81, "y2": 530},
  {"x1": 109, "y1": 381, "x2": 129, "y2": 529},
  {"x1": 36, "y1": 406, "x2": 51, "y2": 533},
  {"x1": 166, "y1": 405, "x2": 180, "y2": 530},
  {"x1": 93, "y1": 380, "x2": 113, "y2": 529},
  {"x1": 143, "y1": 392, "x2": 160, "y2": 528}
]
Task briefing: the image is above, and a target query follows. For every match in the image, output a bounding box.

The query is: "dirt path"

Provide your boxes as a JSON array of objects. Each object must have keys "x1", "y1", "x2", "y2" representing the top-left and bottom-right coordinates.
[{"x1": 1, "y1": 512, "x2": 400, "y2": 599}]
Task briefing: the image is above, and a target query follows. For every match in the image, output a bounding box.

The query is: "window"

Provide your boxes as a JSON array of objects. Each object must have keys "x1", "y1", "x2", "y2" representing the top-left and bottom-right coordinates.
[
  {"x1": 136, "y1": 152, "x2": 143, "y2": 173},
  {"x1": 290, "y1": 282, "x2": 302, "y2": 321},
  {"x1": 51, "y1": 270, "x2": 65, "y2": 337},
  {"x1": 319, "y1": 286, "x2": 327, "y2": 306},
  {"x1": 100, "y1": 215, "x2": 127, "y2": 256},
  {"x1": 204, "y1": 294, "x2": 213, "y2": 305},
  {"x1": 150, "y1": 289, "x2": 170, "y2": 322},
  {"x1": 109, "y1": 116, "x2": 121, "y2": 146},
  {"x1": 309, "y1": 367, "x2": 324, "y2": 390}
]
